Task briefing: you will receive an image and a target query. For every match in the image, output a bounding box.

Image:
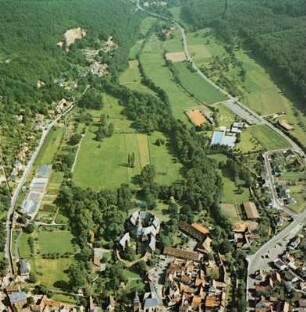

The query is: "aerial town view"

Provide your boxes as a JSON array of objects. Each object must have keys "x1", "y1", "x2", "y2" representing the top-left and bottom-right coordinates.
[{"x1": 0, "y1": 0, "x2": 305, "y2": 311}]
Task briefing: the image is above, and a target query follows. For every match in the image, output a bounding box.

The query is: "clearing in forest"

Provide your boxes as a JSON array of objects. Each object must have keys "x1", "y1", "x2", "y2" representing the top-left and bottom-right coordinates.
[{"x1": 73, "y1": 95, "x2": 181, "y2": 189}]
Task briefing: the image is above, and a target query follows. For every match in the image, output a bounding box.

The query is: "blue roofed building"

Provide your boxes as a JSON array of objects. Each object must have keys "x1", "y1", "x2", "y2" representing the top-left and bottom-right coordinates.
[{"x1": 211, "y1": 130, "x2": 236, "y2": 148}]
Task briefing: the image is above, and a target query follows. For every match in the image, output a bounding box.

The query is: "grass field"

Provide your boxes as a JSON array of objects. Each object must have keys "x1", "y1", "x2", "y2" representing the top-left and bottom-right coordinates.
[
  {"x1": 35, "y1": 127, "x2": 65, "y2": 165},
  {"x1": 208, "y1": 154, "x2": 250, "y2": 204},
  {"x1": 240, "y1": 125, "x2": 290, "y2": 151},
  {"x1": 73, "y1": 95, "x2": 181, "y2": 189},
  {"x1": 38, "y1": 231, "x2": 75, "y2": 254},
  {"x1": 220, "y1": 204, "x2": 241, "y2": 224},
  {"x1": 19, "y1": 233, "x2": 32, "y2": 258},
  {"x1": 119, "y1": 60, "x2": 155, "y2": 95},
  {"x1": 140, "y1": 34, "x2": 224, "y2": 121},
  {"x1": 173, "y1": 62, "x2": 226, "y2": 104},
  {"x1": 30, "y1": 258, "x2": 72, "y2": 289},
  {"x1": 148, "y1": 132, "x2": 181, "y2": 185}
]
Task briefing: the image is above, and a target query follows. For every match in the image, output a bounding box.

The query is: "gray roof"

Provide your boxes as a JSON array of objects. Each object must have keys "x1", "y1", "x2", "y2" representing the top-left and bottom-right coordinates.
[
  {"x1": 8, "y1": 292, "x2": 27, "y2": 304},
  {"x1": 19, "y1": 259, "x2": 30, "y2": 275}
]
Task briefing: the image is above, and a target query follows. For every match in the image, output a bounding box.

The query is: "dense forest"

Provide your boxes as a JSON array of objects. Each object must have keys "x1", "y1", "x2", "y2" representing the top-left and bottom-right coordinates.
[
  {"x1": 0, "y1": 0, "x2": 141, "y2": 111},
  {"x1": 180, "y1": 0, "x2": 306, "y2": 106},
  {"x1": 0, "y1": 0, "x2": 143, "y2": 169}
]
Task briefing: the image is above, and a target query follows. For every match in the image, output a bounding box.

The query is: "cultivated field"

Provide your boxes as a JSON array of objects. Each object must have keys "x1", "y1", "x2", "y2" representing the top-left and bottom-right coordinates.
[
  {"x1": 165, "y1": 51, "x2": 186, "y2": 62},
  {"x1": 173, "y1": 62, "x2": 226, "y2": 104}
]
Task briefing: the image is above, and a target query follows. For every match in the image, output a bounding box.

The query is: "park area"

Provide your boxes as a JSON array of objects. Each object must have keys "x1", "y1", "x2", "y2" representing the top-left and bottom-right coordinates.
[{"x1": 73, "y1": 95, "x2": 181, "y2": 190}]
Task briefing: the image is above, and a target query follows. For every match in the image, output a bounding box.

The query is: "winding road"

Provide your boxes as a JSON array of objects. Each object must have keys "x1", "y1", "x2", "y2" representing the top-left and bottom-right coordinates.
[{"x1": 135, "y1": 1, "x2": 306, "y2": 310}]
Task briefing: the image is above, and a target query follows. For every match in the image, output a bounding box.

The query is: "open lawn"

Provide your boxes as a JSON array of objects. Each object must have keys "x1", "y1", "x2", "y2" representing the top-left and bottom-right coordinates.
[
  {"x1": 38, "y1": 231, "x2": 75, "y2": 254},
  {"x1": 174, "y1": 62, "x2": 226, "y2": 104},
  {"x1": 220, "y1": 203, "x2": 241, "y2": 224},
  {"x1": 214, "y1": 104, "x2": 237, "y2": 128},
  {"x1": 35, "y1": 127, "x2": 65, "y2": 165},
  {"x1": 19, "y1": 233, "x2": 32, "y2": 258},
  {"x1": 73, "y1": 96, "x2": 181, "y2": 189},
  {"x1": 119, "y1": 59, "x2": 155, "y2": 95},
  {"x1": 148, "y1": 132, "x2": 181, "y2": 185},
  {"x1": 208, "y1": 154, "x2": 250, "y2": 204},
  {"x1": 30, "y1": 258, "x2": 72, "y2": 289},
  {"x1": 242, "y1": 125, "x2": 290, "y2": 151}
]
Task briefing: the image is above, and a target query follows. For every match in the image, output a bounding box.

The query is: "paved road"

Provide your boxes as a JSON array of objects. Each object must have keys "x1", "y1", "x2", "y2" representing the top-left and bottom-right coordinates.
[
  {"x1": 263, "y1": 150, "x2": 298, "y2": 218},
  {"x1": 3, "y1": 105, "x2": 74, "y2": 282}
]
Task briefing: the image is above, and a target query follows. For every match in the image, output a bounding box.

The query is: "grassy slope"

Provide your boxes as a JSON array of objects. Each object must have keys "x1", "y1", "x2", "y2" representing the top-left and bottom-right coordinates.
[{"x1": 119, "y1": 60, "x2": 155, "y2": 95}]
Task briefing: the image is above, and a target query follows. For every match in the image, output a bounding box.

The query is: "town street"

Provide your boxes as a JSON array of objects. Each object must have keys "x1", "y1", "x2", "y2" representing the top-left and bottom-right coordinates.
[{"x1": 3, "y1": 105, "x2": 74, "y2": 284}]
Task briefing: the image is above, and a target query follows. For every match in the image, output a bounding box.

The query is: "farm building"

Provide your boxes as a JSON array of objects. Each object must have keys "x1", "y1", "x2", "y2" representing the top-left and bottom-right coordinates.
[
  {"x1": 278, "y1": 119, "x2": 293, "y2": 131},
  {"x1": 179, "y1": 222, "x2": 206, "y2": 242},
  {"x1": 243, "y1": 201, "x2": 260, "y2": 220}
]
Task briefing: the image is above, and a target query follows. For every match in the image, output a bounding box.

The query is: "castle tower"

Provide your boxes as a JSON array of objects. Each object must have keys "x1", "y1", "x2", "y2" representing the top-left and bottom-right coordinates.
[{"x1": 133, "y1": 291, "x2": 141, "y2": 312}]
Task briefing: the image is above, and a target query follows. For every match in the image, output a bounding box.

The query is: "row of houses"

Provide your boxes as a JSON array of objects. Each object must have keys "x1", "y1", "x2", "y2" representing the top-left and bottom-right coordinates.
[{"x1": 4, "y1": 286, "x2": 79, "y2": 312}]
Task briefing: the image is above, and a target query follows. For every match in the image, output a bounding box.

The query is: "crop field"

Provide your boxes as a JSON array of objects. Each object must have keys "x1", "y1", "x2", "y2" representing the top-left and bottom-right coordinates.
[
  {"x1": 174, "y1": 62, "x2": 226, "y2": 104},
  {"x1": 140, "y1": 34, "x2": 217, "y2": 121},
  {"x1": 35, "y1": 127, "x2": 65, "y2": 165},
  {"x1": 73, "y1": 95, "x2": 181, "y2": 189}
]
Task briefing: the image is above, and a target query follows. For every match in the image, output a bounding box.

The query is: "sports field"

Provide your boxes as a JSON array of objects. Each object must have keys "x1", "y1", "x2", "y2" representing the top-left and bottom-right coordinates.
[{"x1": 73, "y1": 95, "x2": 181, "y2": 189}]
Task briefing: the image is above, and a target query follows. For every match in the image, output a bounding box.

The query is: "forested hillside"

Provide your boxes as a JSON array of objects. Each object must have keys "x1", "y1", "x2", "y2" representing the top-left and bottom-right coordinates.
[
  {"x1": 180, "y1": 0, "x2": 306, "y2": 105},
  {"x1": 0, "y1": 0, "x2": 141, "y2": 112}
]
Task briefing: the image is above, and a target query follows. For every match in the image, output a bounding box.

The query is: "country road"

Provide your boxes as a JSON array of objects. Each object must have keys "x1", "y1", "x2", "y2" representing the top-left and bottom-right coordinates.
[
  {"x1": 134, "y1": 1, "x2": 306, "y2": 310},
  {"x1": 3, "y1": 105, "x2": 73, "y2": 282}
]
